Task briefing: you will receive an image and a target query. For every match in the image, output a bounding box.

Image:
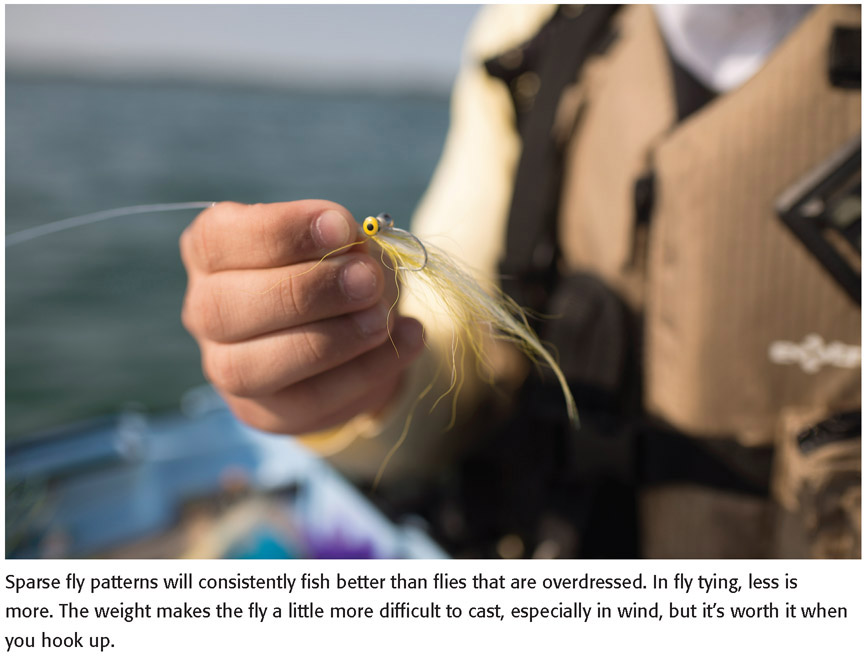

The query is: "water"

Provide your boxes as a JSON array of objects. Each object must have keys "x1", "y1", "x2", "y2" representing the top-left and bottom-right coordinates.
[{"x1": 6, "y1": 77, "x2": 450, "y2": 438}]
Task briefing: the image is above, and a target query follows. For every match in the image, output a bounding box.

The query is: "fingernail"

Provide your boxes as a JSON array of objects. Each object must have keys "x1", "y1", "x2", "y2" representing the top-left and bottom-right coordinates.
[
  {"x1": 351, "y1": 303, "x2": 388, "y2": 337},
  {"x1": 313, "y1": 210, "x2": 351, "y2": 249},
  {"x1": 341, "y1": 260, "x2": 379, "y2": 301}
]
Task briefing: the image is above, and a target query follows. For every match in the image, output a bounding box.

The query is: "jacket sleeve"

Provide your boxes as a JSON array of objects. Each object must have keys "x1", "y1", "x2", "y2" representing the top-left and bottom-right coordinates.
[{"x1": 297, "y1": 4, "x2": 556, "y2": 485}]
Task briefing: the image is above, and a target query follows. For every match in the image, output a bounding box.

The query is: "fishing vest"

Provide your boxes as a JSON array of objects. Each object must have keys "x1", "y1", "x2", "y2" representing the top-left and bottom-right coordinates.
[{"x1": 492, "y1": 4, "x2": 861, "y2": 557}]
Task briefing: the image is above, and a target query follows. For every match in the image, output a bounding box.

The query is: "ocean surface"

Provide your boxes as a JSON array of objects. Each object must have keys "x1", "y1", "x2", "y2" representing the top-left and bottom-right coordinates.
[{"x1": 6, "y1": 77, "x2": 451, "y2": 438}]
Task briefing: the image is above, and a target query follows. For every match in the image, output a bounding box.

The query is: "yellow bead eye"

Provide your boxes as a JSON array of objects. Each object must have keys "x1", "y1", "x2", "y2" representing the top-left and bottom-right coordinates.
[{"x1": 363, "y1": 216, "x2": 379, "y2": 236}]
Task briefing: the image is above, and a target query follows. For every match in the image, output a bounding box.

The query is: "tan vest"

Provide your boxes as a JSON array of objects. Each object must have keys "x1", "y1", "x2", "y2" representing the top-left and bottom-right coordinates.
[{"x1": 556, "y1": 5, "x2": 860, "y2": 557}]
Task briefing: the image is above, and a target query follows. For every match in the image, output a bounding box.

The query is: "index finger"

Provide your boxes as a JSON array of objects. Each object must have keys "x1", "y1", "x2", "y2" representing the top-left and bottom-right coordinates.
[{"x1": 181, "y1": 200, "x2": 361, "y2": 272}]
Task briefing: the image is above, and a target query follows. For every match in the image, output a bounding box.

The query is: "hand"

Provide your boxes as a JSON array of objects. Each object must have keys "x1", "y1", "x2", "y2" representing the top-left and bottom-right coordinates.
[{"x1": 180, "y1": 200, "x2": 424, "y2": 434}]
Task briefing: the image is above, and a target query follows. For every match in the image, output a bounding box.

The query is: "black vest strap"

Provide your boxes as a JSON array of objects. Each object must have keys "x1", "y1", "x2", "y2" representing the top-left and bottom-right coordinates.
[{"x1": 487, "y1": 5, "x2": 621, "y2": 313}]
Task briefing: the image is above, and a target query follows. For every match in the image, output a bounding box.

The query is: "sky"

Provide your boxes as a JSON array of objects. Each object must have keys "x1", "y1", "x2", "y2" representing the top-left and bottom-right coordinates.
[{"x1": 5, "y1": 4, "x2": 481, "y2": 92}]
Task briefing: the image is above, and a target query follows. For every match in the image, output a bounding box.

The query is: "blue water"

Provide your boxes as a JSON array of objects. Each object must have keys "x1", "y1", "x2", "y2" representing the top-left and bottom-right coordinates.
[{"x1": 6, "y1": 77, "x2": 450, "y2": 438}]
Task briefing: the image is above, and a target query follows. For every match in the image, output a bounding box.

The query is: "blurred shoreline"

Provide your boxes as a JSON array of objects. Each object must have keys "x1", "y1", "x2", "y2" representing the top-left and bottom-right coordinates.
[{"x1": 5, "y1": 68, "x2": 454, "y2": 102}]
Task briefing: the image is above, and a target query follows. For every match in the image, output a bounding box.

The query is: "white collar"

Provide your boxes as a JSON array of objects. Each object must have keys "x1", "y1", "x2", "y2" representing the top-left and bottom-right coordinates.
[{"x1": 653, "y1": 4, "x2": 813, "y2": 92}]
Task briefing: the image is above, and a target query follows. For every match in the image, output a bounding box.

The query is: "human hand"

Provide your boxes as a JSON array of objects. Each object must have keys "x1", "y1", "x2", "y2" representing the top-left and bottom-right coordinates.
[{"x1": 180, "y1": 200, "x2": 424, "y2": 434}]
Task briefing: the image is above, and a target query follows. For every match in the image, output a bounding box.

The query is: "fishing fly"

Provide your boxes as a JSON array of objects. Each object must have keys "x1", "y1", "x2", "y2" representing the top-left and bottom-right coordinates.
[{"x1": 361, "y1": 212, "x2": 578, "y2": 426}]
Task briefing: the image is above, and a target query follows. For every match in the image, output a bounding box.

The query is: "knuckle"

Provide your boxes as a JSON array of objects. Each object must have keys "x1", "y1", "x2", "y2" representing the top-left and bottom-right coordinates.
[
  {"x1": 204, "y1": 347, "x2": 252, "y2": 397},
  {"x1": 195, "y1": 215, "x2": 217, "y2": 272},
  {"x1": 228, "y1": 401, "x2": 275, "y2": 433},
  {"x1": 185, "y1": 202, "x2": 243, "y2": 271},
  {"x1": 199, "y1": 287, "x2": 229, "y2": 340},
  {"x1": 181, "y1": 286, "x2": 204, "y2": 336},
  {"x1": 181, "y1": 217, "x2": 212, "y2": 271},
  {"x1": 180, "y1": 295, "x2": 198, "y2": 336},
  {"x1": 178, "y1": 226, "x2": 196, "y2": 268},
  {"x1": 295, "y1": 328, "x2": 327, "y2": 369},
  {"x1": 275, "y1": 275, "x2": 306, "y2": 319},
  {"x1": 181, "y1": 282, "x2": 227, "y2": 340},
  {"x1": 227, "y1": 397, "x2": 301, "y2": 436},
  {"x1": 228, "y1": 404, "x2": 259, "y2": 430}
]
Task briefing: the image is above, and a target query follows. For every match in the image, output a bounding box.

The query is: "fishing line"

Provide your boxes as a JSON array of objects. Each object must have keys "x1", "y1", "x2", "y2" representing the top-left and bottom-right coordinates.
[{"x1": 5, "y1": 202, "x2": 217, "y2": 247}]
